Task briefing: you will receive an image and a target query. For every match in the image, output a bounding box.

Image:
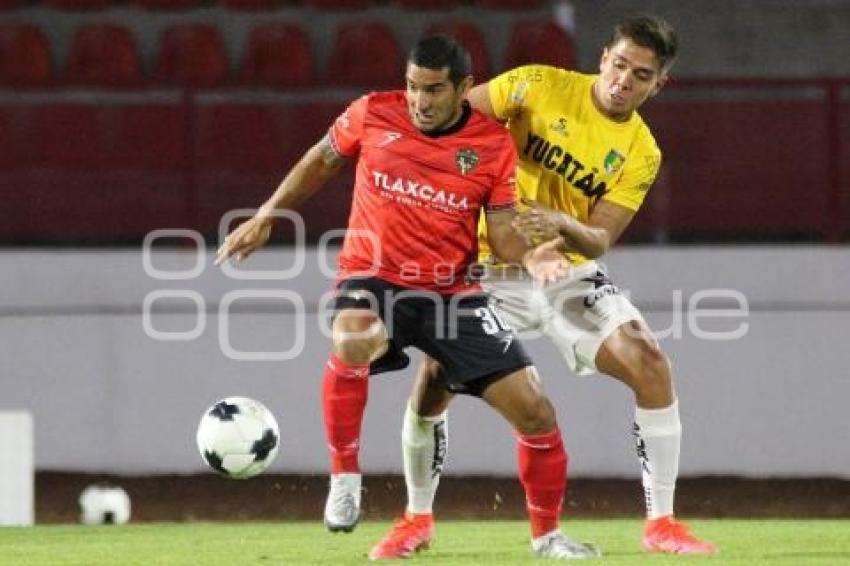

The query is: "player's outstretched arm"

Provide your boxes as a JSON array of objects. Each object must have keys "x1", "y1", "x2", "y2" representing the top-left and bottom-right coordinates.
[
  {"x1": 215, "y1": 135, "x2": 347, "y2": 265},
  {"x1": 513, "y1": 198, "x2": 635, "y2": 260}
]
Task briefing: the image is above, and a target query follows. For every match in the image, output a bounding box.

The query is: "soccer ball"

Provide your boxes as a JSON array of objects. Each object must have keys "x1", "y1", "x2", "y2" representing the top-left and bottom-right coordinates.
[
  {"x1": 196, "y1": 396, "x2": 280, "y2": 479},
  {"x1": 79, "y1": 485, "x2": 131, "y2": 525}
]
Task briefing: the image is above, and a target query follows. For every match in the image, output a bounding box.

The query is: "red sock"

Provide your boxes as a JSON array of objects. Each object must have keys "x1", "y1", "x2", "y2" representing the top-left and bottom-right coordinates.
[
  {"x1": 516, "y1": 427, "x2": 567, "y2": 538},
  {"x1": 322, "y1": 353, "x2": 369, "y2": 474}
]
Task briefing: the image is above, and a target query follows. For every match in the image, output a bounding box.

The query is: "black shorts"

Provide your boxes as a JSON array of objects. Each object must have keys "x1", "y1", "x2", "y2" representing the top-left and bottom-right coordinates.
[{"x1": 333, "y1": 277, "x2": 533, "y2": 397}]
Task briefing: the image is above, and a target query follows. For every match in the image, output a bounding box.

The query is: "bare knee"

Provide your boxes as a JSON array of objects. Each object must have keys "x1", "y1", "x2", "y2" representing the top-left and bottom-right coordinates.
[
  {"x1": 631, "y1": 344, "x2": 670, "y2": 385},
  {"x1": 513, "y1": 394, "x2": 557, "y2": 435},
  {"x1": 507, "y1": 371, "x2": 557, "y2": 434},
  {"x1": 622, "y1": 343, "x2": 673, "y2": 406},
  {"x1": 332, "y1": 309, "x2": 386, "y2": 364},
  {"x1": 482, "y1": 367, "x2": 558, "y2": 435},
  {"x1": 598, "y1": 323, "x2": 674, "y2": 405}
]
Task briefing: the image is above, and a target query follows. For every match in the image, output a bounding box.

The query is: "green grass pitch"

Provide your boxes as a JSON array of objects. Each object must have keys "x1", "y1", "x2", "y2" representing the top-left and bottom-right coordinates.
[{"x1": 1, "y1": 520, "x2": 848, "y2": 565}]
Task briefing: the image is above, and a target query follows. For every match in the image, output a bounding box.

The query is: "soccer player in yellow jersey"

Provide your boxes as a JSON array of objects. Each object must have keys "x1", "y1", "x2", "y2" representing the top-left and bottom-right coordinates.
[{"x1": 371, "y1": 15, "x2": 718, "y2": 558}]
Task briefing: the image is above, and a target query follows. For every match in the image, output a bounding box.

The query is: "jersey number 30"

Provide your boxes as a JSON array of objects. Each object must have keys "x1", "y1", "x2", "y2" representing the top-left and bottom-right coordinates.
[{"x1": 475, "y1": 305, "x2": 512, "y2": 335}]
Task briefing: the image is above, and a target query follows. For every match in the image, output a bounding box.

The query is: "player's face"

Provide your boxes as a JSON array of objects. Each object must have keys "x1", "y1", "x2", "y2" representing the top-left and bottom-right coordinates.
[
  {"x1": 594, "y1": 38, "x2": 668, "y2": 121},
  {"x1": 405, "y1": 63, "x2": 471, "y2": 133}
]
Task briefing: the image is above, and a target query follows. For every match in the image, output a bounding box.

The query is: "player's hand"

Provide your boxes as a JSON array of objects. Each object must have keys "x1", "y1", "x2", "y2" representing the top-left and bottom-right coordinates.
[
  {"x1": 522, "y1": 237, "x2": 569, "y2": 285},
  {"x1": 215, "y1": 215, "x2": 274, "y2": 266},
  {"x1": 513, "y1": 198, "x2": 566, "y2": 243}
]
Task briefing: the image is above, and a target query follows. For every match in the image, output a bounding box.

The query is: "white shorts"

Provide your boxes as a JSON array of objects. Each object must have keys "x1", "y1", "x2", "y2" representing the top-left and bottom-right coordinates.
[{"x1": 482, "y1": 261, "x2": 645, "y2": 375}]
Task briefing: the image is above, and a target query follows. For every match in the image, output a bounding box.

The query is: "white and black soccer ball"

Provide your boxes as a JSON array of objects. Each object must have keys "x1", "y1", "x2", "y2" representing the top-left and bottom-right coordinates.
[
  {"x1": 196, "y1": 396, "x2": 280, "y2": 479},
  {"x1": 79, "y1": 485, "x2": 131, "y2": 525}
]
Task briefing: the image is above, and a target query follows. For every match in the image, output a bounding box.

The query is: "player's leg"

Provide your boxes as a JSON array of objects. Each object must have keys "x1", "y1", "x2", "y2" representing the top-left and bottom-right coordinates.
[
  {"x1": 398, "y1": 275, "x2": 541, "y2": 517},
  {"x1": 541, "y1": 264, "x2": 715, "y2": 553},
  {"x1": 380, "y1": 278, "x2": 538, "y2": 551},
  {"x1": 404, "y1": 357, "x2": 452, "y2": 517},
  {"x1": 322, "y1": 306, "x2": 388, "y2": 532},
  {"x1": 595, "y1": 321, "x2": 716, "y2": 554},
  {"x1": 480, "y1": 366, "x2": 599, "y2": 559},
  {"x1": 368, "y1": 358, "x2": 452, "y2": 560},
  {"x1": 595, "y1": 320, "x2": 678, "y2": 522},
  {"x1": 439, "y1": 291, "x2": 596, "y2": 558}
]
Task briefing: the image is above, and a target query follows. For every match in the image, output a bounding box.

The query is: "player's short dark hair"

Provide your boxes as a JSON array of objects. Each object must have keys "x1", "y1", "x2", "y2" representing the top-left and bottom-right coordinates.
[
  {"x1": 609, "y1": 14, "x2": 679, "y2": 71},
  {"x1": 407, "y1": 35, "x2": 472, "y2": 87}
]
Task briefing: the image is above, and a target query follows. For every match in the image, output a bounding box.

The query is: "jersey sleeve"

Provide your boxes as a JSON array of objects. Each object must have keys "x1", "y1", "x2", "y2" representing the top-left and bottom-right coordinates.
[
  {"x1": 602, "y1": 137, "x2": 662, "y2": 212},
  {"x1": 328, "y1": 95, "x2": 368, "y2": 157},
  {"x1": 485, "y1": 138, "x2": 518, "y2": 211},
  {"x1": 487, "y1": 64, "x2": 558, "y2": 121}
]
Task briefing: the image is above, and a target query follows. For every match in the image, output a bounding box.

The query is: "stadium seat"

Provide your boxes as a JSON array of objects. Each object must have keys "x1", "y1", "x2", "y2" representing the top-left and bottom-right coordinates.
[
  {"x1": 394, "y1": 0, "x2": 457, "y2": 8},
  {"x1": 424, "y1": 21, "x2": 490, "y2": 80},
  {"x1": 474, "y1": 0, "x2": 543, "y2": 8},
  {"x1": 302, "y1": 0, "x2": 371, "y2": 9},
  {"x1": 326, "y1": 23, "x2": 401, "y2": 88},
  {"x1": 154, "y1": 24, "x2": 229, "y2": 87},
  {"x1": 135, "y1": 0, "x2": 201, "y2": 9},
  {"x1": 65, "y1": 24, "x2": 142, "y2": 87},
  {"x1": 239, "y1": 24, "x2": 314, "y2": 88},
  {"x1": 0, "y1": 24, "x2": 51, "y2": 87},
  {"x1": 503, "y1": 22, "x2": 576, "y2": 71},
  {"x1": 45, "y1": 0, "x2": 113, "y2": 9}
]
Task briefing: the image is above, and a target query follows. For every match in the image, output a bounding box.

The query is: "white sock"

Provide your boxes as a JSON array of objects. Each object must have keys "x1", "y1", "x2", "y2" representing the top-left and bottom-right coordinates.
[
  {"x1": 633, "y1": 399, "x2": 681, "y2": 520},
  {"x1": 402, "y1": 401, "x2": 448, "y2": 515}
]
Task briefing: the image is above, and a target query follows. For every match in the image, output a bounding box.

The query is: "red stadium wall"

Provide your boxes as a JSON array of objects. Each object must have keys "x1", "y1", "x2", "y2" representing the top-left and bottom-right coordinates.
[
  {"x1": 0, "y1": 79, "x2": 848, "y2": 244},
  {"x1": 634, "y1": 78, "x2": 850, "y2": 244}
]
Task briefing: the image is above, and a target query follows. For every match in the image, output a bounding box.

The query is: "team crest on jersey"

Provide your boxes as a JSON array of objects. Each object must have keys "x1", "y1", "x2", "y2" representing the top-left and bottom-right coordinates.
[
  {"x1": 549, "y1": 117, "x2": 568, "y2": 136},
  {"x1": 455, "y1": 148, "x2": 479, "y2": 175},
  {"x1": 603, "y1": 149, "x2": 626, "y2": 174}
]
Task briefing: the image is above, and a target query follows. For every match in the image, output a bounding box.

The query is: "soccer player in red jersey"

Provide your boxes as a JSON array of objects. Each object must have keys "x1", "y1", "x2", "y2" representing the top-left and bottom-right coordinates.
[{"x1": 216, "y1": 36, "x2": 598, "y2": 560}]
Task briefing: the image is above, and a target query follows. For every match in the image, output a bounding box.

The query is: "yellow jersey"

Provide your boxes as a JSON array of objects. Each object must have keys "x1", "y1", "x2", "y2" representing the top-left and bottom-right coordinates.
[{"x1": 479, "y1": 64, "x2": 662, "y2": 265}]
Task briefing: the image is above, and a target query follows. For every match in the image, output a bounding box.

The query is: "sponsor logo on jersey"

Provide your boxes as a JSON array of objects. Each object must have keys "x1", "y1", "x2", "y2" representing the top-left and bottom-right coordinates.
[
  {"x1": 522, "y1": 132, "x2": 608, "y2": 198},
  {"x1": 377, "y1": 131, "x2": 402, "y2": 147},
  {"x1": 455, "y1": 148, "x2": 479, "y2": 175},
  {"x1": 372, "y1": 170, "x2": 470, "y2": 210},
  {"x1": 549, "y1": 117, "x2": 569, "y2": 136},
  {"x1": 604, "y1": 149, "x2": 626, "y2": 174}
]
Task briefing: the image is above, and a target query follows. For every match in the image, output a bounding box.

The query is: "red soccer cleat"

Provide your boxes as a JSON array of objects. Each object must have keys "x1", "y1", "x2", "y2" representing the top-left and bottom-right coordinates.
[
  {"x1": 642, "y1": 515, "x2": 718, "y2": 555},
  {"x1": 368, "y1": 512, "x2": 434, "y2": 560}
]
